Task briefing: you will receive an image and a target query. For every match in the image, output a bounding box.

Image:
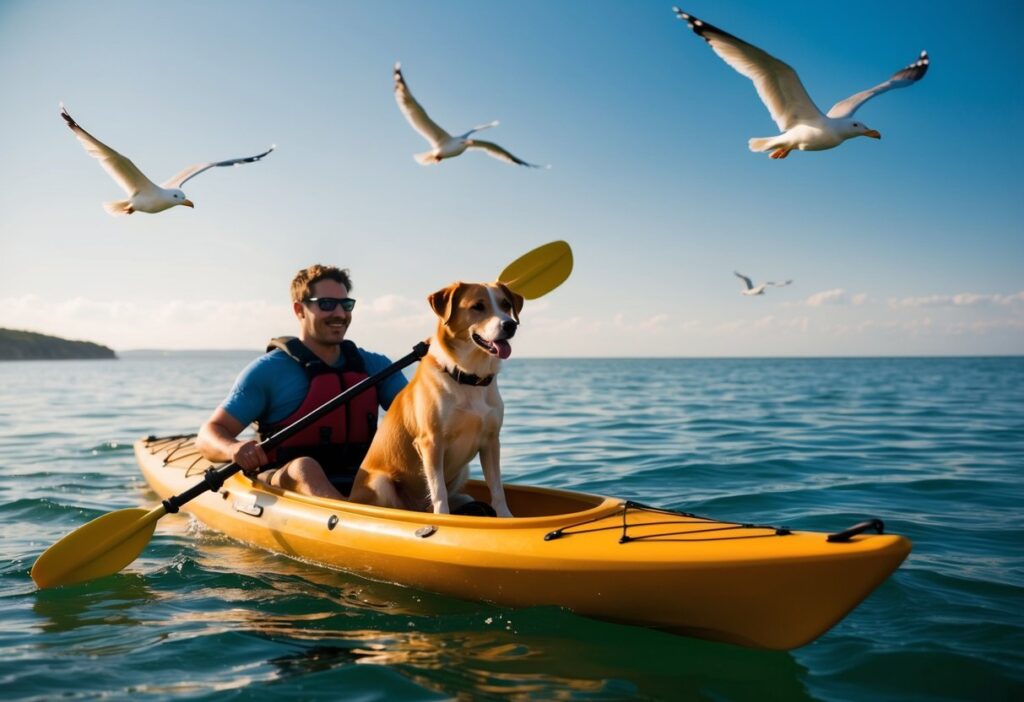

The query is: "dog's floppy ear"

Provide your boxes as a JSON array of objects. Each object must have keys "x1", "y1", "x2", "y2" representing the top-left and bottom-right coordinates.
[
  {"x1": 428, "y1": 282, "x2": 465, "y2": 326},
  {"x1": 495, "y1": 282, "x2": 525, "y2": 323}
]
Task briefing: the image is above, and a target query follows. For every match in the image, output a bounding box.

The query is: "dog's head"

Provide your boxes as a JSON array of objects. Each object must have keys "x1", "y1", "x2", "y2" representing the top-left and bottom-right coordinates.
[{"x1": 429, "y1": 281, "x2": 524, "y2": 360}]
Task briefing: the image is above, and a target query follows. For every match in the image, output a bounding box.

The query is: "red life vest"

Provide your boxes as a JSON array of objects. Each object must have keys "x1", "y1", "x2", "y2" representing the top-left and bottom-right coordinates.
[{"x1": 257, "y1": 337, "x2": 378, "y2": 485}]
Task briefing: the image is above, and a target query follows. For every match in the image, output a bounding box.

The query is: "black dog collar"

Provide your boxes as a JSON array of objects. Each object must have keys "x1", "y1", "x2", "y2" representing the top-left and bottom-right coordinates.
[{"x1": 445, "y1": 365, "x2": 494, "y2": 386}]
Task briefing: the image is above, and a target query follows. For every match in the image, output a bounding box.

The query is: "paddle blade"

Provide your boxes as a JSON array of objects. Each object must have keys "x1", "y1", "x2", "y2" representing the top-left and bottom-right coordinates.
[
  {"x1": 498, "y1": 240, "x2": 573, "y2": 300},
  {"x1": 31, "y1": 507, "x2": 163, "y2": 589}
]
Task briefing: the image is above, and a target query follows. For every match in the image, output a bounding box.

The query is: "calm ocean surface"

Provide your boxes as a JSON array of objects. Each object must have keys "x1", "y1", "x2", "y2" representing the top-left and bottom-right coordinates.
[{"x1": 1, "y1": 354, "x2": 1021, "y2": 701}]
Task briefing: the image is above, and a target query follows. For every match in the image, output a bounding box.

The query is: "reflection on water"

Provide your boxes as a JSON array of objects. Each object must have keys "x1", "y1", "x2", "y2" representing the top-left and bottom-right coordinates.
[
  {"x1": 152, "y1": 534, "x2": 813, "y2": 700},
  {"x1": 32, "y1": 574, "x2": 157, "y2": 638},
  {"x1": 269, "y1": 644, "x2": 375, "y2": 676},
  {"x1": 245, "y1": 609, "x2": 811, "y2": 700}
]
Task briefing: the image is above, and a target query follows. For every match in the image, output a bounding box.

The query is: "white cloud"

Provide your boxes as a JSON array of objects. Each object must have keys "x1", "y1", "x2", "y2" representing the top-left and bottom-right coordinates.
[
  {"x1": 0, "y1": 295, "x2": 296, "y2": 350},
  {"x1": 0, "y1": 294, "x2": 437, "y2": 350},
  {"x1": 943, "y1": 318, "x2": 1024, "y2": 335},
  {"x1": 890, "y1": 291, "x2": 1024, "y2": 309},
  {"x1": 681, "y1": 315, "x2": 808, "y2": 337},
  {"x1": 367, "y1": 293, "x2": 418, "y2": 314},
  {"x1": 4, "y1": 293, "x2": 1022, "y2": 356},
  {"x1": 611, "y1": 312, "x2": 672, "y2": 332},
  {"x1": 0, "y1": 293, "x2": 607, "y2": 354},
  {"x1": 789, "y1": 316, "x2": 810, "y2": 332},
  {"x1": 805, "y1": 289, "x2": 868, "y2": 307}
]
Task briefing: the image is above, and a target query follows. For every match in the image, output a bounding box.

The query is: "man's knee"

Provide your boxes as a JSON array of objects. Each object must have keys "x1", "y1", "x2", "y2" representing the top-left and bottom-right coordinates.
[
  {"x1": 289, "y1": 456, "x2": 324, "y2": 477},
  {"x1": 272, "y1": 457, "x2": 325, "y2": 488}
]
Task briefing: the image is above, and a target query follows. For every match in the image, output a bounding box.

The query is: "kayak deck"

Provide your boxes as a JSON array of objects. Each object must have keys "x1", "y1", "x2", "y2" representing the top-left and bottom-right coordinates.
[{"x1": 135, "y1": 435, "x2": 911, "y2": 650}]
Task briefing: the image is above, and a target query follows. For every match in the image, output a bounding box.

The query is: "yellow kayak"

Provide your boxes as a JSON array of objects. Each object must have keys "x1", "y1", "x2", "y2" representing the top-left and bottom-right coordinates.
[{"x1": 135, "y1": 435, "x2": 911, "y2": 650}]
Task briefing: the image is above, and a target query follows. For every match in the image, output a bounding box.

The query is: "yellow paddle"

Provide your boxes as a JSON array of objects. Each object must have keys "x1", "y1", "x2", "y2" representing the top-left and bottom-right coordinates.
[
  {"x1": 30, "y1": 240, "x2": 573, "y2": 589},
  {"x1": 499, "y1": 240, "x2": 572, "y2": 300}
]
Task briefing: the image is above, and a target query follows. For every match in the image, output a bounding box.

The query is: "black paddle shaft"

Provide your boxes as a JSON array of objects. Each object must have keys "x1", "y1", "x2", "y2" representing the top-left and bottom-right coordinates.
[{"x1": 160, "y1": 341, "x2": 429, "y2": 514}]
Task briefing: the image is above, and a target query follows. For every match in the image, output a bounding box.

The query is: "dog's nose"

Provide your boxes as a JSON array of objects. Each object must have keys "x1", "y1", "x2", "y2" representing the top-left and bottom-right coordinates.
[{"x1": 501, "y1": 319, "x2": 518, "y2": 337}]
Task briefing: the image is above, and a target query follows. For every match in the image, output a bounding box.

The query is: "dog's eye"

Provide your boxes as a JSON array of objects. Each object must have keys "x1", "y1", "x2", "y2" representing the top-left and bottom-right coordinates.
[
  {"x1": 470, "y1": 302, "x2": 486, "y2": 312},
  {"x1": 500, "y1": 299, "x2": 512, "y2": 312}
]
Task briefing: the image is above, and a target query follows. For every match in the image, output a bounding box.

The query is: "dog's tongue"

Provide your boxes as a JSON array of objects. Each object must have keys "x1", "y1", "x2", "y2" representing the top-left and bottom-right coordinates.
[{"x1": 495, "y1": 340, "x2": 512, "y2": 359}]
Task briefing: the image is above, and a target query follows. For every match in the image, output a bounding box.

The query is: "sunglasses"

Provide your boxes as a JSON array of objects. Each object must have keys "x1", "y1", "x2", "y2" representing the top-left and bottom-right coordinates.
[{"x1": 304, "y1": 297, "x2": 356, "y2": 312}]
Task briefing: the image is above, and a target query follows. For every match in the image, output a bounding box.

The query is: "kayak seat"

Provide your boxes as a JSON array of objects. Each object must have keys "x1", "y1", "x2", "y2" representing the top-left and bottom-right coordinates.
[{"x1": 452, "y1": 501, "x2": 498, "y2": 517}]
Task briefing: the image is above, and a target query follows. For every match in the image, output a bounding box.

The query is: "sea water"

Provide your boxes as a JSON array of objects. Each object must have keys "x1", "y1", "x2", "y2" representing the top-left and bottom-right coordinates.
[{"x1": 0, "y1": 354, "x2": 1021, "y2": 700}]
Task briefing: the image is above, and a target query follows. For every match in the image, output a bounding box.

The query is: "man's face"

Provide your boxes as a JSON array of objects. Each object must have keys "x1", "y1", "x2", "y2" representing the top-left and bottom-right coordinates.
[{"x1": 295, "y1": 279, "x2": 351, "y2": 346}]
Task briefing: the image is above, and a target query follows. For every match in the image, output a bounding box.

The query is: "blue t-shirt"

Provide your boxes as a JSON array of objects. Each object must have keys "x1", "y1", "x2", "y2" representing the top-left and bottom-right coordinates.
[{"x1": 221, "y1": 345, "x2": 408, "y2": 427}]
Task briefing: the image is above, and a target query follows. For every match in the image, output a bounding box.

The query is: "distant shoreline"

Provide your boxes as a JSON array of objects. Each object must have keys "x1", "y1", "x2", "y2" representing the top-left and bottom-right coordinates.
[{"x1": 0, "y1": 328, "x2": 117, "y2": 361}]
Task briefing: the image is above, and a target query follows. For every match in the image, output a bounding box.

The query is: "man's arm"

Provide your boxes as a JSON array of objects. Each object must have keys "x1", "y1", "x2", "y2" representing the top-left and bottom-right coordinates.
[
  {"x1": 358, "y1": 348, "x2": 408, "y2": 409},
  {"x1": 196, "y1": 407, "x2": 268, "y2": 473}
]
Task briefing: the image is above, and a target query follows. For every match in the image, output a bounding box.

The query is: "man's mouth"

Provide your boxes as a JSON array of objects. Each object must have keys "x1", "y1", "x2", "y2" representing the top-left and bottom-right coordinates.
[{"x1": 472, "y1": 333, "x2": 511, "y2": 359}]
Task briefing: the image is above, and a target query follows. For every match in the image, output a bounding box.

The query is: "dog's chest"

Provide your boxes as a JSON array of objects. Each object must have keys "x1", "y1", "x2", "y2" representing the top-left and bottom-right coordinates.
[
  {"x1": 444, "y1": 391, "x2": 499, "y2": 435},
  {"x1": 437, "y1": 389, "x2": 500, "y2": 459},
  {"x1": 452, "y1": 388, "x2": 496, "y2": 417}
]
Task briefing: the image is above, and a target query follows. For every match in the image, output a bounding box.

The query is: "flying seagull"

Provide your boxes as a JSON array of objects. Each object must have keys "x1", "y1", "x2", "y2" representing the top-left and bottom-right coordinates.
[
  {"x1": 60, "y1": 103, "x2": 274, "y2": 216},
  {"x1": 672, "y1": 8, "x2": 928, "y2": 159},
  {"x1": 393, "y1": 63, "x2": 547, "y2": 168},
  {"x1": 735, "y1": 272, "x2": 793, "y2": 296}
]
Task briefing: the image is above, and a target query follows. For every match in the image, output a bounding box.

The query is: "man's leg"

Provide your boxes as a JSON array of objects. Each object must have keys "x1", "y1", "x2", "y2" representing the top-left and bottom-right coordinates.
[{"x1": 268, "y1": 457, "x2": 345, "y2": 499}]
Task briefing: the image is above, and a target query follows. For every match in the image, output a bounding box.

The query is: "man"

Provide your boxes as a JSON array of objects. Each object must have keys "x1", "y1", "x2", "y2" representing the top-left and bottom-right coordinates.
[{"x1": 196, "y1": 264, "x2": 406, "y2": 499}]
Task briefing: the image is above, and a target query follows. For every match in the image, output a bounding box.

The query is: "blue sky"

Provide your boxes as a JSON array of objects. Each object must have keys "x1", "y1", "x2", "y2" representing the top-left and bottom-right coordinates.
[{"x1": 1, "y1": 0, "x2": 1021, "y2": 356}]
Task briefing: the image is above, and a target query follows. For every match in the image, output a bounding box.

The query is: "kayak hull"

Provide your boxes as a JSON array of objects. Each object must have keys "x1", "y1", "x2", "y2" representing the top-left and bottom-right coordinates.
[{"x1": 135, "y1": 435, "x2": 911, "y2": 650}]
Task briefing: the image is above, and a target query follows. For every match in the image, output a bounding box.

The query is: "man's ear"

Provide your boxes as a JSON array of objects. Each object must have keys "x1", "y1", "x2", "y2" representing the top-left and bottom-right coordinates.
[
  {"x1": 293, "y1": 300, "x2": 306, "y2": 319},
  {"x1": 428, "y1": 282, "x2": 465, "y2": 326},
  {"x1": 495, "y1": 282, "x2": 524, "y2": 323}
]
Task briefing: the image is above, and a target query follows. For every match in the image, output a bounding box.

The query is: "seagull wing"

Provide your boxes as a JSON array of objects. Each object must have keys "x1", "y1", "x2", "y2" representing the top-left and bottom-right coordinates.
[
  {"x1": 827, "y1": 51, "x2": 929, "y2": 118},
  {"x1": 734, "y1": 271, "x2": 754, "y2": 290},
  {"x1": 765, "y1": 279, "x2": 793, "y2": 287},
  {"x1": 673, "y1": 8, "x2": 823, "y2": 131},
  {"x1": 60, "y1": 104, "x2": 159, "y2": 196},
  {"x1": 162, "y1": 145, "x2": 275, "y2": 189},
  {"x1": 467, "y1": 140, "x2": 544, "y2": 168},
  {"x1": 393, "y1": 63, "x2": 450, "y2": 146}
]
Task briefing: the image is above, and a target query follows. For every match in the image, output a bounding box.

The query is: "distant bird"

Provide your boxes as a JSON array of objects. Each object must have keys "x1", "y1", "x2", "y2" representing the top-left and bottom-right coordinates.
[
  {"x1": 735, "y1": 272, "x2": 793, "y2": 296},
  {"x1": 60, "y1": 103, "x2": 274, "y2": 216},
  {"x1": 672, "y1": 8, "x2": 928, "y2": 159},
  {"x1": 393, "y1": 63, "x2": 547, "y2": 168}
]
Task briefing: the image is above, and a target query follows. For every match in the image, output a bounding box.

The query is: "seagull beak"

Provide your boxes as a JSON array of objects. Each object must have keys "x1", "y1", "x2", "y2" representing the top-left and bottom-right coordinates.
[
  {"x1": 864, "y1": 129, "x2": 881, "y2": 139},
  {"x1": 181, "y1": 199, "x2": 195, "y2": 208}
]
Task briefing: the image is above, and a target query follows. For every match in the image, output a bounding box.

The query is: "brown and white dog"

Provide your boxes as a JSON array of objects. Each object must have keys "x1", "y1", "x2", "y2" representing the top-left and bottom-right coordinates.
[{"x1": 350, "y1": 281, "x2": 524, "y2": 516}]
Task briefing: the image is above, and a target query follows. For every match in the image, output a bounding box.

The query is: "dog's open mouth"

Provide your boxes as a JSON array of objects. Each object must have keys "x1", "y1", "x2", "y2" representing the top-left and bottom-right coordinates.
[{"x1": 472, "y1": 333, "x2": 512, "y2": 359}]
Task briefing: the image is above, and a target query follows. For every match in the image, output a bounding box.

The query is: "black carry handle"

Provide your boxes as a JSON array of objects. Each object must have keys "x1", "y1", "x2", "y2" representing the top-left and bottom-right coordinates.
[
  {"x1": 161, "y1": 341, "x2": 429, "y2": 513},
  {"x1": 827, "y1": 519, "x2": 885, "y2": 543}
]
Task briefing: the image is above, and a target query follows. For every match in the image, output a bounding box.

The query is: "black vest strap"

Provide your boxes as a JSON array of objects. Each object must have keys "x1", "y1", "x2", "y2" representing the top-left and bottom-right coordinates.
[
  {"x1": 266, "y1": 337, "x2": 366, "y2": 375},
  {"x1": 338, "y1": 339, "x2": 366, "y2": 373}
]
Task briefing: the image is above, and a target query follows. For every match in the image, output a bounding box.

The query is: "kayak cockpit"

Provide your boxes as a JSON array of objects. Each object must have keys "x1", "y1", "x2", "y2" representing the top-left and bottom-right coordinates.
[{"x1": 142, "y1": 434, "x2": 610, "y2": 520}]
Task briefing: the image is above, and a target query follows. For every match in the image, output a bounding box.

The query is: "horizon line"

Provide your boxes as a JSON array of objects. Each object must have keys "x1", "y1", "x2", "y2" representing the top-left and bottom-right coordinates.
[{"x1": 112, "y1": 349, "x2": 1024, "y2": 360}]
